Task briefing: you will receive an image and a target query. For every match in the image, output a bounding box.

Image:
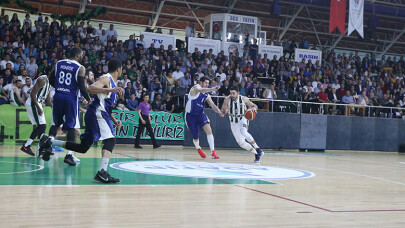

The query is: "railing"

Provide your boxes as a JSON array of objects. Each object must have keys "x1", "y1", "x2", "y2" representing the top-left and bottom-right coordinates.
[{"x1": 170, "y1": 94, "x2": 405, "y2": 119}]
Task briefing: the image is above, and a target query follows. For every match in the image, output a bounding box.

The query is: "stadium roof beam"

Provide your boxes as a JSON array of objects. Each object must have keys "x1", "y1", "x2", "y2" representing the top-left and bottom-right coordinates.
[
  {"x1": 381, "y1": 29, "x2": 405, "y2": 55},
  {"x1": 305, "y1": 6, "x2": 321, "y2": 47},
  {"x1": 329, "y1": 34, "x2": 344, "y2": 51},
  {"x1": 227, "y1": 0, "x2": 239, "y2": 13},
  {"x1": 151, "y1": 0, "x2": 166, "y2": 29},
  {"x1": 184, "y1": 0, "x2": 203, "y2": 28},
  {"x1": 278, "y1": 5, "x2": 304, "y2": 41}
]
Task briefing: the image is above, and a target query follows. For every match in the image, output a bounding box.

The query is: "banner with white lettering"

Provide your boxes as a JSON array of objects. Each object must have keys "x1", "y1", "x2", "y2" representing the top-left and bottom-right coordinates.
[
  {"x1": 259, "y1": 45, "x2": 283, "y2": 60},
  {"x1": 348, "y1": 0, "x2": 364, "y2": 38},
  {"x1": 188, "y1": 37, "x2": 221, "y2": 55},
  {"x1": 294, "y1": 48, "x2": 322, "y2": 63},
  {"x1": 141, "y1": 32, "x2": 176, "y2": 50},
  {"x1": 112, "y1": 110, "x2": 185, "y2": 140}
]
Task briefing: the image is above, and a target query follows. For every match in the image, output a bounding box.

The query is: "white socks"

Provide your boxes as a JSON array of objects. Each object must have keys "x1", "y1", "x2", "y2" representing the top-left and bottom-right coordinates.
[
  {"x1": 99, "y1": 157, "x2": 109, "y2": 171},
  {"x1": 252, "y1": 143, "x2": 259, "y2": 149},
  {"x1": 207, "y1": 134, "x2": 215, "y2": 152},
  {"x1": 25, "y1": 139, "x2": 33, "y2": 147},
  {"x1": 51, "y1": 139, "x2": 64, "y2": 147},
  {"x1": 193, "y1": 139, "x2": 201, "y2": 150}
]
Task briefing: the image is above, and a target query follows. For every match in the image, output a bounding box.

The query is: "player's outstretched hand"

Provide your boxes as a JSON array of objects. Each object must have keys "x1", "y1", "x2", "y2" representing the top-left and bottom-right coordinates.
[
  {"x1": 213, "y1": 86, "x2": 221, "y2": 91},
  {"x1": 116, "y1": 120, "x2": 122, "y2": 129},
  {"x1": 111, "y1": 87, "x2": 124, "y2": 97}
]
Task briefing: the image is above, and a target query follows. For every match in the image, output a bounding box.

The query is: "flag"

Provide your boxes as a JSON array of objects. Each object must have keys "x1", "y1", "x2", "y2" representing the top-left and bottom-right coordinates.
[
  {"x1": 348, "y1": 0, "x2": 364, "y2": 38},
  {"x1": 329, "y1": 0, "x2": 347, "y2": 36}
]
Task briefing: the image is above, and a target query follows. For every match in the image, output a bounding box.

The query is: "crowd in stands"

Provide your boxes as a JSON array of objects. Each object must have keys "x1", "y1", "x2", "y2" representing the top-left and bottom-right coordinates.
[{"x1": 1, "y1": 13, "x2": 405, "y2": 117}]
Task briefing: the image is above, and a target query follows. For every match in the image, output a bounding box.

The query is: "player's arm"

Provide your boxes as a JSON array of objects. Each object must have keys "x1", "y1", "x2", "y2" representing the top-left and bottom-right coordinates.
[
  {"x1": 86, "y1": 76, "x2": 123, "y2": 97},
  {"x1": 45, "y1": 90, "x2": 53, "y2": 108},
  {"x1": 221, "y1": 96, "x2": 230, "y2": 115},
  {"x1": 77, "y1": 66, "x2": 91, "y2": 102},
  {"x1": 48, "y1": 65, "x2": 56, "y2": 87},
  {"x1": 206, "y1": 94, "x2": 224, "y2": 117},
  {"x1": 110, "y1": 113, "x2": 122, "y2": 129},
  {"x1": 1, "y1": 87, "x2": 8, "y2": 99},
  {"x1": 190, "y1": 84, "x2": 220, "y2": 96},
  {"x1": 14, "y1": 87, "x2": 25, "y2": 106},
  {"x1": 243, "y1": 96, "x2": 258, "y2": 112},
  {"x1": 31, "y1": 77, "x2": 45, "y2": 115}
]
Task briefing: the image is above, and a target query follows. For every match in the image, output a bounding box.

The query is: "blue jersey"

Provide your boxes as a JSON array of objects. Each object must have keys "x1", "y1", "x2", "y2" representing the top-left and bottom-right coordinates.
[
  {"x1": 54, "y1": 59, "x2": 81, "y2": 97},
  {"x1": 88, "y1": 74, "x2": 118, "y2": 116},
  {"x1": 185, "y1": 92, "x2": 209, "y2": 116}
]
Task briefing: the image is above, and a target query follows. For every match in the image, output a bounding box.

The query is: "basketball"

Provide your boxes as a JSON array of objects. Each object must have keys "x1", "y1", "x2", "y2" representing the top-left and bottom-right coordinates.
[{"x1": 244, "y1": 109, "x2": 256, "y2": 120}]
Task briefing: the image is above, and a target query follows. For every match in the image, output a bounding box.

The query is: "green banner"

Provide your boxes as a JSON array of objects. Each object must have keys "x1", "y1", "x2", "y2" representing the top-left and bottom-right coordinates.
[
  {"x1": 112, "y1": 110, "x2": 185, "y2": 140},
  {"x1": 0, "y1": 105, "x2": 184, "y2": 144}
]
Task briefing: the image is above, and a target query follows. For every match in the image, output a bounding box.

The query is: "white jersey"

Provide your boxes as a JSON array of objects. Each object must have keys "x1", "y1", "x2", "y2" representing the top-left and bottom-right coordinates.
[
  {"x1": 26, "y1": 75, "x2": 51, "y2": 105},
  {"x1": 25, "y1": 75, "x2": 50, "y2": 126},
  {"x1": 228, "y1": 95, "x2": 247, "y2": 124},
  {"x1": 4, "y1": 84, "x2": 22, "y2": 106}
]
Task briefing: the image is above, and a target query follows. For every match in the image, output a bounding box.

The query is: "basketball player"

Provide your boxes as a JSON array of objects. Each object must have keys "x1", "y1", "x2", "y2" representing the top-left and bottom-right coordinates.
[
  {"x1": 39, "y1": 47, "x2": 91, "y2": 165},
  {"x1": 39, "y1": 59, "x2": 123, "y2": 183},
  {"x1": 20, "y1": 75, "x2": 51, "y2": 156},
  {"x1": 185, "y1": 77, "x2": 224, "y2": 159},
  {"x1": 221, "y1": 86, "x2": 264, "y2": 163}
]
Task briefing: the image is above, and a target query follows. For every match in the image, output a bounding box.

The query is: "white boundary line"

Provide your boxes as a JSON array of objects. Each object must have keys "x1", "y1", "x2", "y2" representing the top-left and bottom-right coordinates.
[{"x1": 0, "y1": 161, "x2": 44, "y2": 175}]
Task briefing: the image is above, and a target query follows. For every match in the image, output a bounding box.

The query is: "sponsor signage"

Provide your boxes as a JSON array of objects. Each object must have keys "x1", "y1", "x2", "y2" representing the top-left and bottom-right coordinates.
[
  {"x1": 188, "y1": 37, "x2": 221, "y2": 55},
  {"x1": 110, "y1": 161, "x2": 315, "y2": 180},
  {"x1": 294, "y1": 48, "x2": 322, "y2": 63},
  {"x1": 141, "y1": 32, "x2": 176, "y2": 50},
  {"x1": 259, "y1": 45, "x2": 283, "y2": 60}
]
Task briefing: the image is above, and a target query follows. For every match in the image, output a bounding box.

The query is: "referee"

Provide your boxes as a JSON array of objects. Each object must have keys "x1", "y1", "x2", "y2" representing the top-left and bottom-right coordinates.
[{"x1": 134, "y1": 93, "x2": 160, "y2": 149}]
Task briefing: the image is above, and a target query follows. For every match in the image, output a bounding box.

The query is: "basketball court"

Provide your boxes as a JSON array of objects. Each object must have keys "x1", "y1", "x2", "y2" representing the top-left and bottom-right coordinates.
[{"x1": 1, "y1": 145, "x2": 404, "y2": 227}]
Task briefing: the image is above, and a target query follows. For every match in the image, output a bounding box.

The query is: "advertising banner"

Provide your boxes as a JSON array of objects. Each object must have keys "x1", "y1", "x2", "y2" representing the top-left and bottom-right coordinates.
[
  {"x1": 112, "y1": 110, "x2": 184, "y2": 140},
  {"x1": 348, "y1": 0, "x2": 364, "y2": 38},
  {"x1": 294, "y1": 48, "x2": 322, "y2": 63},
  {"x1": 188, "y1": 37, "x2": 221, "y2": 55},
  {"x1": 259, "y1": 45, "x2": 283, "y2": 60},
  {"x1": 141, "y1": 32, "x2": 176, "y2": 50},
  {"x1": 0, "y1": 105, "x2": 184, "y2": 144}
]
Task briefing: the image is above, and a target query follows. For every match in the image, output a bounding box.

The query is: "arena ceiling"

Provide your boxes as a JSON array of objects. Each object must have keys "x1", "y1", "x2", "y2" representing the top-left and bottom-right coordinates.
[{"x1": 6, "y1": 0, "x2": 405, "y2": 55}]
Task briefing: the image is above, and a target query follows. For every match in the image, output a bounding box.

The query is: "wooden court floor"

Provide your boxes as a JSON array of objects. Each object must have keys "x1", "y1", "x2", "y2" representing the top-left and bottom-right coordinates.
[{"x1": 1, "y1": 144, "x2": 405, "y2": 227}]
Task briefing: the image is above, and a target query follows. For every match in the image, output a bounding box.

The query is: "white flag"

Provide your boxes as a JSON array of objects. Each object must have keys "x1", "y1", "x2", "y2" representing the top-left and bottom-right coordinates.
[{"x1": 348, "y1": 0, "x2": 364, "y2": 38}]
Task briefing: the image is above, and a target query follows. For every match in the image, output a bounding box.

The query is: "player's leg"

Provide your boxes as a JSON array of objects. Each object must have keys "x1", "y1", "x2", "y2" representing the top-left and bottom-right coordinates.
[
  {"x1": 185, "y1": 113, "x2": 205, "y2": 158},
  {"x1": 93, "y1": 138, "x2": 120, "y2": 183},
  {"x1": 22, "y1": 103, "x2": 46, "y2": 156},
  {"x1": 200, "y1": 114, "x2": 219, "y2": 159},
  {"x1": 231, "y1": 123, "x2": 256, "y2": 153},
  {"x1": 134, "y1": 120, "x2": 145, "y2": 148},
  {"x1": 239, "y1": 120, "x2": 263, "y2": 162},
  {"x1": 143, "y1": 116, "x2": 160, "y2": 149},
  {"x1": 62, "y1": 97, "x2": 81, "y2": 165}
]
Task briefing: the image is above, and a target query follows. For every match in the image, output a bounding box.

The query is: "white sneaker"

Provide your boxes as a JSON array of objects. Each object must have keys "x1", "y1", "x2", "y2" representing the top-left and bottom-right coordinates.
[{"x1": 72, "y1": 154, "x2": 80, "y2": 163}]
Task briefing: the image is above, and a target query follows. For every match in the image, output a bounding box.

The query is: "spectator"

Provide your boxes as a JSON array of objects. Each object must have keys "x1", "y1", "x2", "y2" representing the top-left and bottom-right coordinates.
[
  {"x1": 162, "y1": 92, "x2": 175, "y2": 113},
  {"x1": 150, "y1": 77, "x2": 163, "y2": 102},
  {"x1": 25, "y1": 56, "x2": 38, "y2": 78},
  {"x1": 185, "y1": 22, "x2": 195, "y2": 48},
  {"x1": 1, "y1": 53, "x2": 13, "y2": 70},
  {"x1": 126, "y1": 93, "x2": 138, "y2": 111},
  {"x1": 106, "y1": 24, "x2": 118, "y2": 39},
  {"x1": 136, "y1": 34, "x2": 146, "y2": 49},
  {"x1": 342, "y1": 90, "x2": 355, "y2": 104},
  {"x1": 179, "y1": 72, "x2": 191, "y2": 89},
  {"x1": 151, "y1": 93, "x2": 163, "y2": 111},
  {"x1": 219, "y1": 80, "x2": 230, "y2": 96},
  {"x1": 22, "y1": 77, "x2": 32, "y2": 101}
]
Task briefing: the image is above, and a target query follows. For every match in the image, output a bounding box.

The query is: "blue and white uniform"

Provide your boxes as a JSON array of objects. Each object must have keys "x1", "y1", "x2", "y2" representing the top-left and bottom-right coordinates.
[
  {"x1": 185, "y1": 92, "x2": 210, "y2": 140},
  {"x1": 52, "y1": 59, "x2": 82, "y2": 129},
  {"x1": 81, "y1": 74, "x2": 117, "y2": 146}
]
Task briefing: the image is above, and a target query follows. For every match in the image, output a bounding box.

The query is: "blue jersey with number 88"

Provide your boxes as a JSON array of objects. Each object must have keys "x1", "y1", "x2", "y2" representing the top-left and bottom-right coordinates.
[{"x1": 55, "y1": 59, "x2": 81, "y2": 97}]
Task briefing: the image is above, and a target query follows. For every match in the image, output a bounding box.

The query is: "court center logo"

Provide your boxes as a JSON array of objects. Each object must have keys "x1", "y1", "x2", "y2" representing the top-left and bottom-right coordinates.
[{"x1": 110, "y1": 161, "x2": 315, "y2": 180}]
